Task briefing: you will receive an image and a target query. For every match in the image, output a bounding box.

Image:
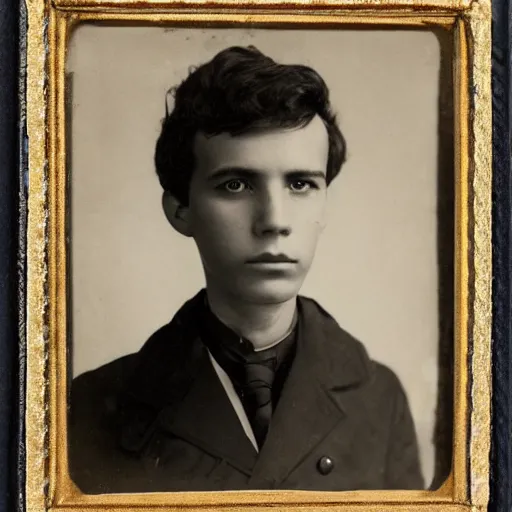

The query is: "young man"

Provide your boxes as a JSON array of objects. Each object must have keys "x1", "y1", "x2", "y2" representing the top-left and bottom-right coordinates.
[{"x1": 69, "y1": 45, "x2": 424, "y2": 493}]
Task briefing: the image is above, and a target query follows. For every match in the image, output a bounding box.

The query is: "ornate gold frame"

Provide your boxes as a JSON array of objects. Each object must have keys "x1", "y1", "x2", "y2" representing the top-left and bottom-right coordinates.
[{"x1": 24, "y1": 0, "x2": 492, "y2": 511}]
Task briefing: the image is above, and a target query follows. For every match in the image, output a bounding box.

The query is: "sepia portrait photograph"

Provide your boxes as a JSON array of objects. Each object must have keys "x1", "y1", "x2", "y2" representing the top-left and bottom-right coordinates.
[
  {"x1": 64, "y1": 25, "x2": 454, "y2": 495},
  {"x1": 14, "y1": 0, "x2": 495, "y2": 508}
]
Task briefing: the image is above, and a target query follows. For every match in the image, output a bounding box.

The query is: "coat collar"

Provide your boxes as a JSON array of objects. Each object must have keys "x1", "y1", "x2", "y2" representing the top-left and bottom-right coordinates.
[
  {"x1": 249, "y1": 296, "x2": 373, "y2": 486},
  {"x1": 118, "y1": 291, "x2": 257, "y2": 474},
  {"x1": 117, "y1": 290, "x2": 373, "y2": 481}
]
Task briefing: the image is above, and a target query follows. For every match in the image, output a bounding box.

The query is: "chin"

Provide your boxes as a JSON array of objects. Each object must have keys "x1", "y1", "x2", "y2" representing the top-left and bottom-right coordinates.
[{"x1": 234, "y1": 279, "x2": 302, "y2": 305}]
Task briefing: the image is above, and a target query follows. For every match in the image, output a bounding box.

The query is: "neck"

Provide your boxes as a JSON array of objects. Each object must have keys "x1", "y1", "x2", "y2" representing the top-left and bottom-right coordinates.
[{"x1": 205, "y1": 288, "x2": 297, "y2": 351}]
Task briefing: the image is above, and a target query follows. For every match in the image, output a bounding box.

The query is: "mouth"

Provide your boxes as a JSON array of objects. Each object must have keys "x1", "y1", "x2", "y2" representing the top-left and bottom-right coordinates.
[{"x1": 246, "y1": 253, "x2": 298, "y2": 264}]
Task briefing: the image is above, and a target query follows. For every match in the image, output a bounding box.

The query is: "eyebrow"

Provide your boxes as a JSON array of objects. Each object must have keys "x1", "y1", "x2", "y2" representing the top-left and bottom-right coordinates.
[{"x1": 207, "y1": 167, "x2": 327, "y2": 181}]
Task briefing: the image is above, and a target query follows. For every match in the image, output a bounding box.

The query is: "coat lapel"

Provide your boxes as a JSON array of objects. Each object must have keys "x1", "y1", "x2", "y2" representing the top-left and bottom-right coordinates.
[
  {"x1": 157, "y1": 344, "x2": 258, "y2": 475},
  {"x1": 249, "y1": 297, "x2": 373, "y2": 487},
  {"x1": 118, "y1": 292, "x2": 257, "y2": 476}
]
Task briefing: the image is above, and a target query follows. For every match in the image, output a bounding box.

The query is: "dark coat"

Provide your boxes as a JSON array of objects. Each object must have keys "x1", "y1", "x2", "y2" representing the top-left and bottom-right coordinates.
[{"x1": 69, "y1": 293, "x2": 424, "y2": 494}]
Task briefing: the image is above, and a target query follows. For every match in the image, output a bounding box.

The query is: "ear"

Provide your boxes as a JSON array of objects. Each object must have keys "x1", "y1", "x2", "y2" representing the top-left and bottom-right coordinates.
[{"x1": 162, "y1": 191, "x2": 193, "y2": 237}]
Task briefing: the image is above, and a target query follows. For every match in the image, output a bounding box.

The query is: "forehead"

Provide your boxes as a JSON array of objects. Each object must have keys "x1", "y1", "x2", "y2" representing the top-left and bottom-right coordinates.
[{"x1": 193, "y1": 115, "x2": 329, "y2": 176}]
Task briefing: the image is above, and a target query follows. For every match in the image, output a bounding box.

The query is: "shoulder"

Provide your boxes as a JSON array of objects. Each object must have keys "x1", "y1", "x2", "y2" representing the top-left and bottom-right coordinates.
[
  {"x1": 71, "y1": 354, "x2": 136, "y2": 408},
  {"x1": 69, "y1": 322, "x2": 174, "y2": 417},
  {"x1": 369, "y1": 361, "x2": 408, "y2": 401},
  {"x1": 69, "y1": 355, "x2": 139, "y2": 446},
  {"x1": 297, "y1": 295, "x2": 407, "y2": 398}
]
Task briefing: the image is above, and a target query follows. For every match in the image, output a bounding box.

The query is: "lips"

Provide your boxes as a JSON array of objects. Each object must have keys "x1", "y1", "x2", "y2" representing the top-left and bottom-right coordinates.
[{"x1": 246, "y1": 253, "x2": 298, "y2": 264}]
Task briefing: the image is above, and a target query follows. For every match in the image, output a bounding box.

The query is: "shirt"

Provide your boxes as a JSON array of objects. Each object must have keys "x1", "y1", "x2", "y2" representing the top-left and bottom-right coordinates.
[{"x1": 198, "y1": 299, "x2": 298, "y2": 449}]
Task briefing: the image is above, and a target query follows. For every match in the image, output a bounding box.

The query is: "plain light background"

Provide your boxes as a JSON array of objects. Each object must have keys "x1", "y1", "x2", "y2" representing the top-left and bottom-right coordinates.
[{"x1": 67, "y1": 26, "x2": 443, "y2": 488}]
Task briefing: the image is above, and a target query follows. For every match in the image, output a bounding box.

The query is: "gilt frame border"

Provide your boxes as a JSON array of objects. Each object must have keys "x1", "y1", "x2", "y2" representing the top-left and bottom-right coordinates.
[{"x1": 23, "y1": 2, "x2": 492, "y2": 511}]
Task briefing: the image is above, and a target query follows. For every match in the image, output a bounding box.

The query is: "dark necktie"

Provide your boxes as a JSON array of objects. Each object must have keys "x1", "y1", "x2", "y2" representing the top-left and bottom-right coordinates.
[{"x1": 242, "y1": 350, "x2": 276, "y2": 447}]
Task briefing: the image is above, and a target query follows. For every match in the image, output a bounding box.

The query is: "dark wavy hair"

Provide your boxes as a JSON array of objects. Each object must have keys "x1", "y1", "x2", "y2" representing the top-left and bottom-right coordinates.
[{"x1": 155, "y1": 45, "x2": 346, "y2": 205}]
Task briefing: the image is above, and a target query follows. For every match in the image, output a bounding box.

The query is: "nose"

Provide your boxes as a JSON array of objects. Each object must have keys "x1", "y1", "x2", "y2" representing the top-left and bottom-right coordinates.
[{"x1": 252, "y1": 186, "x2": 291, "y2": 238}]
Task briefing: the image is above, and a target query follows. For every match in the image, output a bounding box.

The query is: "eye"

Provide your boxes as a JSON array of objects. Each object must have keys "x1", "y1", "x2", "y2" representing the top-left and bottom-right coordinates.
[
  {"x1": 221, "y1": 179, "x2": 249, "y2": 193},
  {"x1": 289, "y1": 180, "x2": 313, "y2": 193}
]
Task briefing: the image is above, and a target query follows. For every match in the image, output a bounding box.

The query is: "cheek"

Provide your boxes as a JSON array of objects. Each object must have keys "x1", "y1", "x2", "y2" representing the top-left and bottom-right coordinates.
[
  {"x1": 291, "y1": 197, "x2": 327, "y2": 231},
  {"x1": 190, "y1": 198, "x2": 250, "y2": 248}
]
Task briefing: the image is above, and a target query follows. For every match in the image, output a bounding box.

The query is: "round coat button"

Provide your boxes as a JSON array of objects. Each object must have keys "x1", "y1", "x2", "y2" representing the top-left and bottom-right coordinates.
[{"x1": 317, "y1": 456, "x2": 334, "y2": 475}]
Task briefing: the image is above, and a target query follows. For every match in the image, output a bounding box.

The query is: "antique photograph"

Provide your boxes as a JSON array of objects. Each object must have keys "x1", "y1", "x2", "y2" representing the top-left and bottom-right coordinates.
[
  {"x1": 65, "y1": 26, "x2": 453, "y2": 494},
  {"x1": 17, "y1": 0, "x2": 494, "y2": 508}
]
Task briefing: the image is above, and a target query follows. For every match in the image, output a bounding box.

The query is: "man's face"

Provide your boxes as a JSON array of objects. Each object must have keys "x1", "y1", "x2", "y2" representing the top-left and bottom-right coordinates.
[{"x1": 184, "y1": 115, "x2": 329, "y2": 305}]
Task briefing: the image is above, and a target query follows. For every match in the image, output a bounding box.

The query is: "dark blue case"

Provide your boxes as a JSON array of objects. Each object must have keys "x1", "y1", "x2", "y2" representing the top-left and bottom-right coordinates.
[
  {"x1": 0, "y1": 0, "x2": 22, "y2": 511},
  {"x1": 489, "y1": 0, "x2": 511, "y2": 510},
  {"x1": 0, "y1": 2, "x2": 510, "y2": 511}
]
